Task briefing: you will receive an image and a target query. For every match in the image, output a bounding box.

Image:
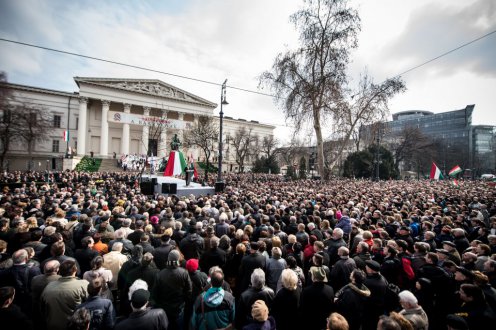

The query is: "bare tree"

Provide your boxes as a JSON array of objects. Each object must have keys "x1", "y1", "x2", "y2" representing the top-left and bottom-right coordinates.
[
  {"x1": 183, "y1": 116, "x2": 219, "y2": 181},
  {"x1": 231, "y1": 127, "x2": 257, "y2": 173},
  {"x1": 389, "y1": 126, "x2": 438, "y2": 174},
  {"x1": 0, "y1": 72, "x2": 18, "y2": 170},
  {"x1": 277, "y1": 137, "x2": 306, "y2": 171},
  {"x1": 331, "y1": 73, "x2": 405, "y2": 171},
  {"x1": 17, "y1": 104, "x2": 52, "y2": 168},
  {"x1": 261, "y1": 135, "x2": 279, "y2": 158},
  {"x1": 0, "y1": 72, "x2": 52, "y2": 170},
  {"x1": 260, "y1": 0, "x2": 361, "y2": 178}
]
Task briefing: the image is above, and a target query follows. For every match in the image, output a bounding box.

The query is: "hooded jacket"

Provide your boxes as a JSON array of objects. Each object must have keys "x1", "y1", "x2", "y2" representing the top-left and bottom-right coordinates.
[
  {"x1": 335, "y1": 283, "x2": 371, "y2": 330},
  {"x1": 191, "y1": 287, "x2": 235, "y2": 330}
]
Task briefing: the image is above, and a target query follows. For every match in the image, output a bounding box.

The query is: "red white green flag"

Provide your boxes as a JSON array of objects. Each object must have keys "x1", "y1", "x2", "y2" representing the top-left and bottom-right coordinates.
[
  {"x1": 188, "y1": 154, "x2": 199, "y2": 179},
  {"x1": 448, "y1": 165, "x2": 462, "y2": 177},
  {"x1": 163, "y1": 151, "x2": 187, "y2": 176},
  {"x1": 63, "y1": 130, "x2": 70, "y2": 142},
  {"x1": 452, "y1": 179, "x2": 460, "y2": 187},
  {"x1": 430, "y1": 162, "x2": 444, "y2": 180}
]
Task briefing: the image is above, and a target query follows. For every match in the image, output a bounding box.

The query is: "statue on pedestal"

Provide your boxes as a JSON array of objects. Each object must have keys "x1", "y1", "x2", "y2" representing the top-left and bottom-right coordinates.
[{"x1": 170, "y1": 134, "x2": 181, "y2": 151}]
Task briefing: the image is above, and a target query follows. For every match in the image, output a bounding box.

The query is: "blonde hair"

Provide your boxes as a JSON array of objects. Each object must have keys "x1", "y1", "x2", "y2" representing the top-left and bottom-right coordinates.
[{"x1": 281, "y1": 269, "x2": 298, "y2": 291}]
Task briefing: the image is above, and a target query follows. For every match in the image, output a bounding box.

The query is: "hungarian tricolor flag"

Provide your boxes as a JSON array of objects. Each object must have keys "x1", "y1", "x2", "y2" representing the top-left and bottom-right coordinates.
[
  {"x1": 448, "y1": 165, "x2": 462, "y2": 177},
  {"x1": 163, "y1": 151, "x2": 187, "y2": 176},
  {"x1": 430, "y1": 162, "x2": 444, "y2": 180},
  {"x1": 188, "y1": 154, "x2": 199, "y2": 179},
  {"x1": 63, "y1": 130, "x2": 70, "y2": 142},
  {"x1": 452, "y1": 179, "x2": 460, "y2": 187}
]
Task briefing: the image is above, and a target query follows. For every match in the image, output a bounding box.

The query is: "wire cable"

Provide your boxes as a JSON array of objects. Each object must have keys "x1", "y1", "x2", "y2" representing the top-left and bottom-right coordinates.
[{"x1": 0, "y1": 37, "x2": 275, "y2": 97}]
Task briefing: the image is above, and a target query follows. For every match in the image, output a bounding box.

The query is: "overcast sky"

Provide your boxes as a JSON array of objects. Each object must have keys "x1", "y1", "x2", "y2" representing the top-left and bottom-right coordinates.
[{"x1": 1, "y1": 0, "x2": 495, "y2": 144}]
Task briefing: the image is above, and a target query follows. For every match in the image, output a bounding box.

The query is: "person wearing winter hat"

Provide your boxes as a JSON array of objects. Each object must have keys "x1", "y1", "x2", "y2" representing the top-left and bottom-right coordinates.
[
  {"x1": 153, "y1": 248, "x2": 192, "y2": 330},
  {"x1": 185, "y1": 258, "x2": 208, "y2": 303},
  {"x1": 299, "y1": 266, "x2": 335, "y2": 330},
  {"x1": 115, "y1": 288, "x2": 169, "y2": 330},
  {"x1": 241, "y1": 300, "x2": 276, "y2": 330}
]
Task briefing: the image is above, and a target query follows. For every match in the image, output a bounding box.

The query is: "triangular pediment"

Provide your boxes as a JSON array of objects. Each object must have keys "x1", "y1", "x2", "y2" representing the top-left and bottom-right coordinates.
[{"x1": 74, "y1": 77, "x2": 217, "y2": 108}]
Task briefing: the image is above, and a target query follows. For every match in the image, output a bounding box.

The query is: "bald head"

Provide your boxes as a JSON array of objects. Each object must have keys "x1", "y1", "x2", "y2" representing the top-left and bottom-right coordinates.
[{"x1": 44, "y1": 260, "x2": 60, "y2": 274}]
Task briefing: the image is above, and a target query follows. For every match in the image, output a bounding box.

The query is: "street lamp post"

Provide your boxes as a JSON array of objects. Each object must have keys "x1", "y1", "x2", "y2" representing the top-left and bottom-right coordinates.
[{"x1": 216, "y1": 79, "x2": 228, "y2": 191}]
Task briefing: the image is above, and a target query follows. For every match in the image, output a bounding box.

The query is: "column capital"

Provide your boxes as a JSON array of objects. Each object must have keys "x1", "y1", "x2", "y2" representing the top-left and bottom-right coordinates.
[
  {"x1": 78, "y1": 96, "x2": 88, "y2": 104},
  {"x1": 101, "y1": 100, "x2": 111, "y2": 107},
  {"x1": 143, "y1": 107, "x2": 151, "y2": 116},
  {"x1": 123, "y1": 103, "x2": 132, "y2": 113}
]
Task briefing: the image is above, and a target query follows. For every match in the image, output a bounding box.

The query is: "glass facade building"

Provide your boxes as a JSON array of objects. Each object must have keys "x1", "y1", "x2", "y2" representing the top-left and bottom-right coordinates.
[{"x1": 362, "y1": 105, "x2": 495, "y2": 175}]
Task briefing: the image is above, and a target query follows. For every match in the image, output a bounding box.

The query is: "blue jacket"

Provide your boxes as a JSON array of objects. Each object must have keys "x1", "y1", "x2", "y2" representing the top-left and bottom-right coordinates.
[
  {"x1": 76, "y1": 295, "x2": 115, "y2": 330},
  {"x1": 191, "y1": 287, "x2": 235, "y2": 330},
  {"x1": 336, "y1": 216, "x2": 352, "y2": 235}
]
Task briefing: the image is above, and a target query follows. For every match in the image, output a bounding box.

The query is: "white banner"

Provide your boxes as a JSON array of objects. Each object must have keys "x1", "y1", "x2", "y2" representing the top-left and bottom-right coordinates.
[{"x1": 108, "y1": 111, "x2": 192, "y2": 129}]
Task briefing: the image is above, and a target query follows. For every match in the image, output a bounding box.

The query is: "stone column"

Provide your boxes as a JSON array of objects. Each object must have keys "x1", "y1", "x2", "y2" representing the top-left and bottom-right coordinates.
[
  {"x1": 192, "y1": 114, "x2": 199, "y2": 160},
  {"x1": 178, "y1": 112, "x2": 185, "y2": 144},
  {"x1": 158, "y1": 110, "x2": 168, "y2": 158},
  {"x1": 100, "y1": 100, "x2": 110, "y2": 157},
  {"x1": 140, "y1": 107, "x2": 150, "y2": 155},
  {"x1": 121, "y1": 103, "x2": 131, "y2": 156},
  {"x1": 77, "y1": 97, "x2": 88, "y2": 156}
]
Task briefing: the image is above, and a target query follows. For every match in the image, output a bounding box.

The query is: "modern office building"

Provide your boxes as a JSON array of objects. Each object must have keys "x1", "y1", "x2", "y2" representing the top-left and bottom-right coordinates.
[
  {"x1": 362, "y1": 105, "x2": 495, "y2": 175},
  {"x1": 0, "y1": 77, "x2": 274, "y2": 171}
]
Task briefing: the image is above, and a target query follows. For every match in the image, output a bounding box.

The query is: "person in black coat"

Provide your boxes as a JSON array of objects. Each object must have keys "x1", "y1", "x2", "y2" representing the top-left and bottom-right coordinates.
[
  {"x1": 0, "y1": 286, "x2": 33, "y2": 330},
  {"x1": 238, "y1": 242, "x2": 267, "y2": 293},
  {"x1": 271, "y1": 269, "x2": 300, "y2": 330},
  {"x1": 151, "y1": 229, "x2": 176, "y2": 270},
  {"x1": 199, "y1": 236, "x2": 227, "y2": 273},
  {"x1": 417, "y1": 252, "x2": 456, "y2": 329},
  {"x1": 179, "y1": 226, "x2": 204, "y2": 261},
  {"x1": 236, "y1": 268, "x2": 275, "y2": 330},
  {"x1": 115, "y1": 289, "x2": 168, "y2": 330},
  {"x1": 127, "y1": 252, "x2": 159, "y2": 291},
  {"x1": 362, "y1": 260, "x2": 387, "y2": 330},
  {"x1": 74, "y1": 236, "x2": 99, "y2": 275},
  {"x1": 153, "y1": 250, "x2": 192, "y2": 330},
  {"x1": 330, "y1": 246, "x2": 357, "y2": 292},
  {"x1": 299, "y1": 266, "x2": 335, "y2": 330},
  {"x1": 380, "y1": 246, "x2": 402, "y2": 286},
  {"x1": 335, "y1": 269, "x2": 371, "y2": 330}
]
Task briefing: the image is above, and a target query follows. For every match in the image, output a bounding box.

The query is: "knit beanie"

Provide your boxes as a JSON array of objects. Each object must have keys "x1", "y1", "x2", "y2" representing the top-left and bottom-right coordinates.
[{"x1": 251, "y1": 300, "x2": 268, "y2": 322}]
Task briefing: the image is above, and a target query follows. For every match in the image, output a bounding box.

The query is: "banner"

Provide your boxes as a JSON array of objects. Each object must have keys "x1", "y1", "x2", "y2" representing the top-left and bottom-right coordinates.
[{"x1": 108, "y1": 111, "x2": 193, "y2": 130}]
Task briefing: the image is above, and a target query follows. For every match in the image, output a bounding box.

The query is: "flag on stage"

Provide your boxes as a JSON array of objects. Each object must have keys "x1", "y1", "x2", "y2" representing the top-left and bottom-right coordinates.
[
  {"x1": 63, "y1": 130, "x2": 70, "y2": 142},
  {"x1": 448, "y1": 165, "x2": 462, "y2": 177},
  {"x1": 188, "y1": 154, "x2": 199, "y2": 179},
  {"x1": 429, "y1": 162, "x2": 444, "y2": 180},
  {"x1": 163, "y1": 151, "x2": 187, "y2": 176}
]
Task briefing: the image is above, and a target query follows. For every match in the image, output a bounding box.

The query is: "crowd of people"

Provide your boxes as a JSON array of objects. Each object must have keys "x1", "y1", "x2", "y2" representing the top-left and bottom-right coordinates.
[
  {"x1": 0, "y1": 170, "x2": 495, "y2": 330},
  {"x1": 119, "y1": 154, "x2": 165, "y2": 173}
]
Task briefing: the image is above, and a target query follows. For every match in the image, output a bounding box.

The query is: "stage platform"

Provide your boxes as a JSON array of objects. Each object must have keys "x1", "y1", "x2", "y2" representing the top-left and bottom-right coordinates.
[{"x1": 142, "y1": 174, "x2": 215, "y2": 197}]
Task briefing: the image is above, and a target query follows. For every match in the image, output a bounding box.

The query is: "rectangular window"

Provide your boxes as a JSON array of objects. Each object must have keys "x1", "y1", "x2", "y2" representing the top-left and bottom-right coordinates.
[
  {"x1": 52, "y1": 140, "x2": 60, "y2": 153},
  {"x1": 76, "y1": 117, "x2": 79, "y2": 130},
  {"x1": 30, "y1": 112, "x2": 37, "y2": 123},
  {"x1": 54, "y1": 115, "x2": 61, "y2": 128}
]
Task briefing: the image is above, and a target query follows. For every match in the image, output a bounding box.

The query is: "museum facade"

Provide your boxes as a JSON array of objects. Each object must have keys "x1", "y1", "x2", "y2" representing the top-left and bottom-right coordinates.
[{"x1": 0, "y1": 77, "x2": 275, "y2": 171}]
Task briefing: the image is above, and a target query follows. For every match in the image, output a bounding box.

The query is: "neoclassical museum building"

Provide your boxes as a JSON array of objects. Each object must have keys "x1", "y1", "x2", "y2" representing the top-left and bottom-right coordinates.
[{"x1": 0, "y1": 77, "x2": 274, "y2": 171}]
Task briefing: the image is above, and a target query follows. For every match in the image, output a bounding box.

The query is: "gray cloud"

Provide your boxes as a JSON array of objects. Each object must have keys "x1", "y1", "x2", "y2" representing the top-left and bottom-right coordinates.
[{"x1": 382, "y1": 0, "x2": 496, "y2": 78}]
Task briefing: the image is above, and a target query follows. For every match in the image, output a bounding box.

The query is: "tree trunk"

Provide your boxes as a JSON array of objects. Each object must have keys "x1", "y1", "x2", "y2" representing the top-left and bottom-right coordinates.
[{"x1": 313, "y1": 108, "x2": 325, "y2": 178}]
